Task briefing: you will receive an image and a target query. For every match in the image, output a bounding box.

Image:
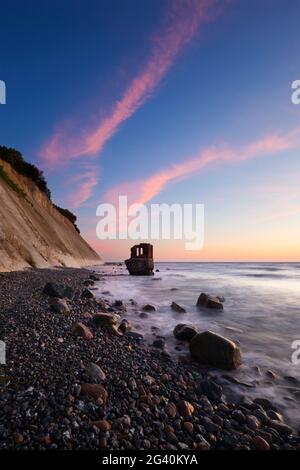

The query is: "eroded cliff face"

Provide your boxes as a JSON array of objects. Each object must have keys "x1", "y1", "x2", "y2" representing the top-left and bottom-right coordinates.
[{"x1": 0, "y1": 159, "x2": 102, "y2": 272}]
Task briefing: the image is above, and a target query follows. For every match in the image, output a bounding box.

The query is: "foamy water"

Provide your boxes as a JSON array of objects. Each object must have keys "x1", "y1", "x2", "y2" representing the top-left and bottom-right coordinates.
[{"x1": 91, "y1": 262, "x2": 300, "y2": 428}]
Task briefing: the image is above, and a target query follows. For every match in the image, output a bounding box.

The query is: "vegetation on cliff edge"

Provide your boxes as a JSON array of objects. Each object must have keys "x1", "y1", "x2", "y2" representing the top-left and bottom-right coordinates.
[{"x1": 0, "y1": 146, "x2": 80, "y2": 233}]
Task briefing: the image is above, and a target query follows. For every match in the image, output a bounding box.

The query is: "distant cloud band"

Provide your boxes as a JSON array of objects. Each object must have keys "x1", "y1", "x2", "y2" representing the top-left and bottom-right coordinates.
[{"x1": 104, "y1": 128, "x2": 300, "y2": 206}]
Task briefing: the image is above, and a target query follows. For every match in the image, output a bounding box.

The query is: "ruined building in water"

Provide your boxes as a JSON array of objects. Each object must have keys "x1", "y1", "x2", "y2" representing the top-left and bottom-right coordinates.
[{"x1": 125, "y1": 243, "x2": 154, "y2": 275}]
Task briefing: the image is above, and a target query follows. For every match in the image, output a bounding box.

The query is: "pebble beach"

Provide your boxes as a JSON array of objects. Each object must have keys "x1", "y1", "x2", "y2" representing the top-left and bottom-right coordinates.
[{"x1": 0, "y1": 267, "x2": 299, "y2": 451}]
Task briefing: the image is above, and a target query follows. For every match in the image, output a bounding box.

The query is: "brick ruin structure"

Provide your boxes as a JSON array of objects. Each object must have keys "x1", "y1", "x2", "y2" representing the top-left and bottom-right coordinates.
[{"x1": 125, "y1": 243, "x2": 154, "y2": 275}]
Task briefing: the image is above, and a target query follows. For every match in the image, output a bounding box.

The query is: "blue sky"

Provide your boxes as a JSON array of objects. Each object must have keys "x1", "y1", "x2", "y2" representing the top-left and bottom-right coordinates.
[{"x1": 1, "y1": 0, "x2": 300, "y2": 261}]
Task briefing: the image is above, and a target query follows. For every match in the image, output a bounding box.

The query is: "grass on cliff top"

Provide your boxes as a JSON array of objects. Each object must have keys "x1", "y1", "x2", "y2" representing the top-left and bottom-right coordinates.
[{"x1": 0, "y1": 165, "x2": 27, "y2": 198}]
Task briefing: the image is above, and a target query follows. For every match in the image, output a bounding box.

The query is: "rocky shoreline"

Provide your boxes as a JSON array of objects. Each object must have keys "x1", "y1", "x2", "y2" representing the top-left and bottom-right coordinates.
[{"x1": 0, "y1": 268, "x2": 299, "y2": 450}]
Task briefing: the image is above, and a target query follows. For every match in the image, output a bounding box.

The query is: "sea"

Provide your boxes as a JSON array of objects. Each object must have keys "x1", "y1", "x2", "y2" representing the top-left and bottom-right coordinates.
[{"x1": 91, "y1": 262, "x2": 300, "y2": 428}]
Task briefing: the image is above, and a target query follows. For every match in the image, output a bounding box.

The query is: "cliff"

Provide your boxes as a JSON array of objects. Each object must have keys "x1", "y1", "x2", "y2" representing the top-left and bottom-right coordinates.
[{"x1": 0, "y1": 150, "x2": 102, "y2": 272}]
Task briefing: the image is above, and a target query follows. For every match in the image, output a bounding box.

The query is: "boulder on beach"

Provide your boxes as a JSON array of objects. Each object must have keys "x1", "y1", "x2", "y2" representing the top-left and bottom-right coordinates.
[
  {"x1": 49, "y1": 297, "x2": 70, "y2": 314},
  {"x1": 171, "y1": 302, "x2": 186, "y2": 313},
  {"x1": 177, "y1": 400, "x2": 194, "y2": 418},
  {"x1": 93, "y1": 312, "x2": 119, "y2": 326},
  {"x1": 189, "y1": 330, "x2": 241, "y2": 370},
  {"x1": 196, "y1": 293, "x2": 223, "y2": 310},
  {"x1": 97, "y1": 299, "x2": 108, "y2": 311},
  {"x1": 81, "y1": 288, "x2": 95, "y2": 299},
  {"x1": 43, "y1": 282, "x2": 75, "y2": 300},
  {"x1": 81, "y1": 383, "x2": 108, "y2": 403},
  {"x1": 85, "y1": 362, "x2": 106, "y2": 383},
  {"x1": 126, "y1": 331, "x2": 144, "y2": 342},
  {"x1": 71, "y1": 322, "x2": 93, "y2": 340},
  {"x1": 173, "y1": 324, "x2": 197, "y2": 341},
  {"x1": 118, "y1": 319, "x2": 131, "y2": 333},
  {"x1": 152, "y1": 338, "x2": 165, "y2": 349},
  {"x1": 198, "y1": 379, "x2": 223, "y2": 402}
]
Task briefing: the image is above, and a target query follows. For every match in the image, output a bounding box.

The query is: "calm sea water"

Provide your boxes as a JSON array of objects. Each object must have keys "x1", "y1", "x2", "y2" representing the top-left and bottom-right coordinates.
[{"x1": 92, "y1": 262, "x2": 300, "y2": 427}]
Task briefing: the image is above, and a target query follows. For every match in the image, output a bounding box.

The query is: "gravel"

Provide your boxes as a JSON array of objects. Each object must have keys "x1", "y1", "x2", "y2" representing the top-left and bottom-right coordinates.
[{"x1": 0, "y1": 268, "x2": 299, "y2": 450}]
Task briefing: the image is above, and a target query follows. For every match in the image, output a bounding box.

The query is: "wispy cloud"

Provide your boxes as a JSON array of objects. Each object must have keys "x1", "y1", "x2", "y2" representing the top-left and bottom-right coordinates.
[
  {"x1": 67, "y1": 165, "x2": 99, "y2": 209},
  {"x1": 39, "y1": 0, "x2": 220, "y2": 167},
  {"x1": 260, "y1": 206, "x2": 300, "y2": 222},
  {"x1": 104, "y1": 127, "x2": 300, "y2": 205}
]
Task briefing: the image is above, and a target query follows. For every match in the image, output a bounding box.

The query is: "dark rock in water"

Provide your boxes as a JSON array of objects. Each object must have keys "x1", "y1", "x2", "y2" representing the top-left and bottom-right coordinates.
[
  {"x1": 265, "y1": 370, "x2": 277, "y2": 379},
  {"x1": 83, "y1": 279, "x2": 94, "y2": 286},
  {"x1": 81, "y1": 288, "x2": 95, "y2": 299},
  {"x1": 43, "y1": 282, "x2": 75, "y2": 300},
  {"x1": 152, "y1": 338, "x2": 165, "y2": 349},
  {"x1": 171, "y1": 302, "x2": 186, "y2": 313},
  {"x1": 89, "y1": 274, "x2": 100, "y2": 281},
  {"x1": 221, "y1": 374, "x2": 254, "y2": 388},
  {"x1": 142, "y1": 304, "x2": 156, "y2": 312},
  {"x1": 93, "y1": 313, "x2": 119, "y2": 326},
  {"x1": 139, "y1": 312, "x2": 148, "y2": 318},
  {"x1": 197, "y1": 293, "x2": 223, "y2": 310},
  {"x1": 85, "y1": 362, "x2": 106, "y2": 382},
  {"x1": 125, "y1": 243, "x2": 154, "y2": 275},
  {"x1": 156, "y1": 269, "x2": 160, "y2": 272},
  {"x1": 49, "y1": 297, "x2": 70, "y2": 314},
  {"x1": 189, "y1": 331, "x2": 241, "y2": 370},
  {"x1": 269, "y1": 420, "x2": 293, "y2": 435},
  {"x1": 118, "y1": 319, "x2": 131, "y2": 333},
  {"x1": 284, "y1": 376, "x2": 300, "y2": 386},
  {"x1": 97, "y1": 299, "x2": 108, "y2": 311},
  {"x1": 114, "y1": 300, "x2": 123, "y2": 308},
  {"x1": 126, "y1": 331, "x2": 144, "y2": 342},
  {"x1": 198, "y1": 379, "x2": 223, "y2": 402},
  {"x1": 173, "y1": 324, "x2": 197, "y2": 341},
  {"x1": 139, "y1": 312, "x2": 149, "y2": 318},
  {"x1": 71, "y1": 322, "x2": 93, "y2": 340},
  {"x1": 267, "y1": 410, "x2": 283, "y2": 422},
  {"x1": 110, "y1": 324, "x2": 124, "y2": 337},
  {"x1": 253, "y1": 398, "x2": 274, "y2": 409}
]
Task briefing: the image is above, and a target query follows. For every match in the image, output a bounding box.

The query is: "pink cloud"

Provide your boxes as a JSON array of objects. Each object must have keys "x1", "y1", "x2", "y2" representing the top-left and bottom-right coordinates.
[
  {"x1": 39, "y1": 0, "x2": 220, "y2": 167},
  {"x1": 104, "y1": 127, "x2": 300, "y2": 205},
  {"x1": 67, "y1": 166, "x2": 99, "y2": 208}
]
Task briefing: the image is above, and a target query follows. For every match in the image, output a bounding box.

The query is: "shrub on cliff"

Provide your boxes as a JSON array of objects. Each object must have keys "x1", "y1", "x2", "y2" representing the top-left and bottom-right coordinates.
[
  {"x1": 53, "y1": 205, "x2": 80, "y2": 233},
  {"x1": 0, "y1": 146, "x2": 51, "y2": 199},
  {"x1": 0, "y1": 146, "x2": 80, "y2": 233}
]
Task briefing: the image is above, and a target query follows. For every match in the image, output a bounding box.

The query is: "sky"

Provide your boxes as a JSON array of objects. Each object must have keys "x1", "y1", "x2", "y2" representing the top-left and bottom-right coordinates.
[{"x1": 1, "y1": 0, "x2": 300, "y2": 262}]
